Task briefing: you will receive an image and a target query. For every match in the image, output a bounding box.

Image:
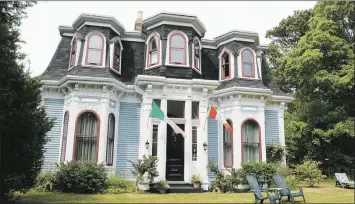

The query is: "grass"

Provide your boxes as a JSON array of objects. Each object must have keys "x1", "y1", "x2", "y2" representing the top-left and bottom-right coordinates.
[{"x1": 14, "y1": 183, "x2": 354, "y2": 203}]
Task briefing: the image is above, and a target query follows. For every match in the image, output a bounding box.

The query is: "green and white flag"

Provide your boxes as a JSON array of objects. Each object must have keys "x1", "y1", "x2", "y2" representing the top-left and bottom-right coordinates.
[{"x1": 149, "y1": 101, "x2": 186, "y2": 138}]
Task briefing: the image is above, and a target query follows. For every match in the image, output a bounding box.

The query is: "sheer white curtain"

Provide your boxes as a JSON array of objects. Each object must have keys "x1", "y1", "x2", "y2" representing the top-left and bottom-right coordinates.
[
  {"x1": 75, "y1": 112, "x2": 98, "y2": 162},
  {"x1": 242, "y1": 120, "x2": 259, "y2": 162},
  {"x1": 224, "y1": 120, "x2": 233, "y2": 167},
  {"x1": 106, "y1": 114, "x2": 115, "y2": 165}
]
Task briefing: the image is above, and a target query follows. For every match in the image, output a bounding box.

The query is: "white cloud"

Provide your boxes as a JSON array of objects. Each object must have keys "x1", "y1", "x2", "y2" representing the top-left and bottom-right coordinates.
[{"x1": 19, "y1": 1, "x2": 316, "y2": 77}]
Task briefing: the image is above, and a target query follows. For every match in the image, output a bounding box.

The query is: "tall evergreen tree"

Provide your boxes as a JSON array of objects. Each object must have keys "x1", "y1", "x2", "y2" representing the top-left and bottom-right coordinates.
[
  {"x1": 0, "y1": 1, "x2": 54, "y2": 200},
  {"x1": 266, "y1": 1, "x2": 355, "y2": 168}
]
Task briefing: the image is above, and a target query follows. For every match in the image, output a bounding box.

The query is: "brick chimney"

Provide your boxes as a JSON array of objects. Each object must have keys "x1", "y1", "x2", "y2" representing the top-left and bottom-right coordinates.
[{"x1": 134, "y1": 11, "x2": 143, "y2": 32}]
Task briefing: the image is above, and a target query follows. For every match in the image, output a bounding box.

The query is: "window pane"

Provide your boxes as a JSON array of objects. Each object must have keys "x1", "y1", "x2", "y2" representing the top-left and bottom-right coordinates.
[
  {"x1": 223, "y1": 54, "x2": 229, "y2": 64},
  {"x1": 106, "y1": 114, "x2": 115, "y2": 165},
  {"x1": 150, "y1": 51, "x2": 158, "y2": 64},
  {"x1": 150, "y1": 38, "x2": 157, "y2": 50},
  {"x1": 192, "y1": 102, "x2": 199, "y2": 119},
  {"x1": 171, "y1": 35, "x2": 184, "y2": 48},
  {"x1": 87, "y1": 49, "x2": 101, "y2": 64},
  {"x1": 171, "y1": 49, "x2": 185, "y2": 63},
  {"x1": 89, "y1": 35, "x2": 103, "y2": 49},
  {"x1": 75, "y1": 112, "x2": 98, "y2": 162},
  {"x1": 224, "y1": 65, "x2": 230, "y2": 77},
  {"x1": 152, "y1": 125, "x2": 158, "y2": 156},
  {"x1": 192, "y1": 126, "x2": 197, "y2": 161},
  {"x1": 167, "y1": 100, "x2": 185, "y2": 118},
  {"x1": 242, "y1": 120, "x2": 259, "y2": 162},
  {"x1": 243, "y1": 50, "x2": 253, "y2": 63},
  {"x1": 243, "y1": 63, "x2": 253, "y2": 76},
  {"x1": 224, "y1": 120, "x2": 233, "y2": 167}
]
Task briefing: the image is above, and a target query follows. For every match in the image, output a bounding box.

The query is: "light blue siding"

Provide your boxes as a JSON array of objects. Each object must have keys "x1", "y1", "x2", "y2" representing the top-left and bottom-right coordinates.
[
  {"x1": 207, "y1": 118, "x2": 219, "y2": 180},
  {"x1": 42, "y1": 98, "x2": 64, "y2": 172},
  {"x1": 265, "y1": 110, "x2": 279, "y2": 144},
  {"x1": 116, "y1": 102, "x2": 141, "y2": 179}
]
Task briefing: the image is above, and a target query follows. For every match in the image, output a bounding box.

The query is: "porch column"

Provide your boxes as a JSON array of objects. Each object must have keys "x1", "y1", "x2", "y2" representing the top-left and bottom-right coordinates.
[
  {"x1": 157, "y1": 88, "x2": 167, "y2": 180},
  {"x1": 199, "y1": 88, "x2": 209, "y2": 191},
  {"x1": 138, "y1": 85, "x2": 153, "y2": 159},
  {"x1": 184, "y1": 88, "x2": 192, "y2": 182},
  {"x1": 98, "y1": 97, "x2": 109, "y2": 163},
  {"x1": 279, "y1": 102, "x2": 286, "y2": 165}
]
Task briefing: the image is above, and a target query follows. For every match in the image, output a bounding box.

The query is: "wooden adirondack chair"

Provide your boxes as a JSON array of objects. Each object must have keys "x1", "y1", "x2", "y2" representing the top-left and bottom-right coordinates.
[
  {"x1": 246, "y1": 175, "x2": 281, "y2": 204},
  {"x1": 272, "y1": 175, "x2": 306, "y2": 204},
  {"x1": 335, "y1": 173, "x2": 355, "y2": 188}
]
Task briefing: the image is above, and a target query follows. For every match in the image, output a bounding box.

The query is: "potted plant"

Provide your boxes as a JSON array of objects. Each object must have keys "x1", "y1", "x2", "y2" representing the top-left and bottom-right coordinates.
[
  {"x1": 190, "y1": 174, "x2": 202, "y2": 188},
  {"x1": 156, "y1": 179, "x2": 169, "y2": 194}
]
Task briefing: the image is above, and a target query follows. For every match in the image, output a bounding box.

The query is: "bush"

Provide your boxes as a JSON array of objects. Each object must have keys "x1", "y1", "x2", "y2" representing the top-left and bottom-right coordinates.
[
  {"x1": 54, "y1": 161, "x2": 108, "y2": 193},
  {"x1": 241, "y1": 162, "x2": 278, "y2": 188},
  {"x1": 129, "y1": 155, "x2": 159, "y2": 191},
  {"x1": 276, "y1": 165, "x2": 294, "y2": 177},
  {"x1": 294, "y1": 160, "x2": 326, "y2": 187},
  {"x1": 208, "y1": 159, "x2": 234, "y2": 193},
  {"x1": 106, "y1": 177, "x2": 134, "y2": 194},
  {"x1": 266, "y1": 143, "x2": 285, "y2": 164},
  {"x1": 285, "y1": 175, "x2": 298, "y2": 187},
  {"x1": 33, "y1": 173, "x2": 55, "y2": 192}
]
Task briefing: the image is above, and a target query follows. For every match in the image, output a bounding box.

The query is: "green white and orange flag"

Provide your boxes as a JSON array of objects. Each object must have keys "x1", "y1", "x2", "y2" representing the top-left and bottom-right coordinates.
[
  {"x1": 149, "y1": 101, "x2": 186, "y2": 138},
  {"x1": 208, "y1": 105, "x2": 233, "y2": 133}
]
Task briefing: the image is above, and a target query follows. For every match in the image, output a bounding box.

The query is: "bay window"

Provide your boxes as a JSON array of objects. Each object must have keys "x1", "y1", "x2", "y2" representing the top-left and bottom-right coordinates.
[{"x1": 242, "y1": 120, "x2": 261, "y2": 162}]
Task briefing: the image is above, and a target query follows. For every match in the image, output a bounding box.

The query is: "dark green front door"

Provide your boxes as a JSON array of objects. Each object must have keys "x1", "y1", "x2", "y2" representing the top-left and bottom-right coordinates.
[{"x1": 165, "y1": 124, "x2": 185, "y2": 181}]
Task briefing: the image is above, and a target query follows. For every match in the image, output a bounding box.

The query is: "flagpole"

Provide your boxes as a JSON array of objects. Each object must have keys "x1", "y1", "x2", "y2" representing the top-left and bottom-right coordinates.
[{"x1": 203, "y1": 101, "x2": 211, "y2": 131}]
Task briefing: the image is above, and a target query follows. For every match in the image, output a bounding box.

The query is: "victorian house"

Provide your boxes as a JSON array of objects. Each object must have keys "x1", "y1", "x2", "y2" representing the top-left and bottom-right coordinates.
[{"x1": 40, "y1": 11, "x2": 293, "y2": 190}]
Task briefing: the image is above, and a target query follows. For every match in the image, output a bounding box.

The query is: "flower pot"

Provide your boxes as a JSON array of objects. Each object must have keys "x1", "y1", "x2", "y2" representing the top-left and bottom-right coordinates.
[
  {"x1": 193, "y1": 182, "x2": 201, "y2": 188},
  {"x1": 159, "y1": 189, "x2": 167, "y2": 194}
]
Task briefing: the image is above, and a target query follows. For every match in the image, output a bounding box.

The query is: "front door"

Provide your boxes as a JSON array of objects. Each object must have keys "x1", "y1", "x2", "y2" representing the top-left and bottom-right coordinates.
[{"x1": 166, "y1": 124, "x2": 185, "y2": 181}]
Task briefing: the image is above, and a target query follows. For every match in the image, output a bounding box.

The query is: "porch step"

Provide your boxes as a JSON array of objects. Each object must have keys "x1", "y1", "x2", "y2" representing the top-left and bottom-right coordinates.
[{"x1": 149, "y1": 182, "x2": 204, "y2": 193}]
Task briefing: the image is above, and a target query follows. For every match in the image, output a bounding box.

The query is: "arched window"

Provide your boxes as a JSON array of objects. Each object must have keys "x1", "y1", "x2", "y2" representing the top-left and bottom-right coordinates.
[
  {"x1": 85, "y1": 32, "x2": 105, "y2": 66},
  {"x1": 60, "y1": 111, "x2": 69, "y2": 162},
  {"x1": 241, "y1": 48, "x2": 255, "y2": 78},
  {"x1": 193, "y1": 38, "x2": 201, "y2": 70},
  {"x1": 169, "y1": 32, "x2": 187, "y2": 65},
  {"x1": 147, "y1": 35, "x2": 159, "y2": 66},
  {"x1": 221, "y1": 52, "x2": 231, "y2": 79},
  {"x1": 70, "y1": 37, "x2": 77, "y2": 67},
  {"x1": 223, "y1": 119, "x2": 233, "y2": 168},
  {"x1": 242, "y1": 120, "x2": 261, "y2": 162},
  {"x1": 74, "y1": 112, "x2": 100, "y2": 162},
  {"x1": 106, "y1": 114, "x2": 115, "y2": 166}
]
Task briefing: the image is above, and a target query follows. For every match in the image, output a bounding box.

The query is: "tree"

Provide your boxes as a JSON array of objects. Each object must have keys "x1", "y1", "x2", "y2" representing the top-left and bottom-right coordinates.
[
  {"x1": 266, "y1": 2, "x2": 355, "y2": 168},
  {"x1": 0, "y1": 1, "x2": 54, "y2": 200}
]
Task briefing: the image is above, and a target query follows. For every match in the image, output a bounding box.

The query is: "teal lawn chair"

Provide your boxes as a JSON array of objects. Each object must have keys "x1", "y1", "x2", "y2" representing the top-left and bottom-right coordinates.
[
  {"x1": 335, "y1": 173, "x2": 355, "y2": 188},
  {"x1": 246, "y1": 175, "x2": 281, "y2": 204},
  {"x1": 273, "y1": 175, "x2": 306, "y2": 204}
]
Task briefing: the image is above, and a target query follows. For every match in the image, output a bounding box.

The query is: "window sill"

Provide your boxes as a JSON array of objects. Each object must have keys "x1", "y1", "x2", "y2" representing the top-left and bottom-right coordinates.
[
  {"x1": 68, "y1": 65, "x2": 76, "y2": 71},
  {"x1": 220, "y1": 77, "x2": 233, "y2": 82},
  {"x1": 109, "y1": 67, "x2": 121, "y2": 75},
  {"x1": 165, "y1": 63, "x2": 190, "y2": 68},
  {"x1": 238, "y1": 76, "x2": 259, "y2": 80},
  {"x1": 192, "y1": 67, "x2": 202, "y2": 74},
  {"x1": 81, "y1": 64, "x2": 105, "y2": 69},
  {"x1": 145, "y1": 64, "x2": 161, "y2": 70}
]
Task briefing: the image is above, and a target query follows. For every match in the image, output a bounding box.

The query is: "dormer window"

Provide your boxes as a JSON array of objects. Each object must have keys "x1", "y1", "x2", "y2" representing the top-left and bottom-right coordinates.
[
  {"x1": 166, "y1": 31, "x2": 189, "y2": 66},
  {"x1": 239, "y1": 47, "x2": 257, "y2": 78},
  {"x1": 109, "y1": 36, "x2": 123, "y2": 74},
  {"x1": 84, "y1": 32, "x2": 105, "y2": 66},
  {"x1": 146, "y1": 33, "x2": 161, "y2": 69},
  {"x1": 218, "y1": 48, "x2": 234, "y2": 81},
  {"x1": 70, "y1": 38, "x2": 77, "y2": 67},
  {"x1": 192, "y1": 38, "x2": 201, "y2": 73}
]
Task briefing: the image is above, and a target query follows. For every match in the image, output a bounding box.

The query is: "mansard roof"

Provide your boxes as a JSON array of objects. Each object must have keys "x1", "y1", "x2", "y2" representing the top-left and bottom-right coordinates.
[
  {"x1": 142, "y1": 12, "x2": 207, "y2": 37},
  {"x1": 202, "y1": 30, "x2": 260, "y2": 49},
  {"x1": 216, "y1": 78, "x2": 269, "y2": 91}
]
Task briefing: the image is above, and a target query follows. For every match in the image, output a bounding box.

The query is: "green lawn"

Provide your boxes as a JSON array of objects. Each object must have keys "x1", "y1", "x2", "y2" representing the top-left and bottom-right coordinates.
[{"x1": 15, "y1": 183, "x2": 354, "y2": 203}]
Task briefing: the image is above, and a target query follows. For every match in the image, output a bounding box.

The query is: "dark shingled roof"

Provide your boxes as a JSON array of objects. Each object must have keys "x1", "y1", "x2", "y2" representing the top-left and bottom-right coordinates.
[
  {"x1": 267, "y1": 83, "x2": 289, "y2": 96},
  {"x1": 66, "y1": 66, "x2": 123, "y2": 81},
  {"x1": 216, "y1": 78, "x2": 269, "y2": 90}
]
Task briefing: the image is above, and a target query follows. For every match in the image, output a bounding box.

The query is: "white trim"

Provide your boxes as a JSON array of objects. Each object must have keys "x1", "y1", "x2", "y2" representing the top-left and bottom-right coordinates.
[
  {"x1": 109, "y1": 43, "x2": 122, "y2": 74},
  {"x1": 68, "y1": 35, "x2": 82, "y2": 70},
  {"x1": 238, "y1": 47, "x2": 258, "y2": 79},
  {"x1": 145, "y1": 32, "x2": 162, "y2": 70},
  {"x1": 165, "y1": 31, "x2": 190, "y2": 67},
  {"x1": 191, "y1": 37, "x2": 202, "y2": 75},
  {"x1": 62, "y1": 33, "x2": 74, "y2": 37},
  {"x1": 76, "y1": 21, "x2": 120, "y2": 35},
  {"x1": 217, "y1": 37, "x2": 254, "y2": 48},
  {"x1": 201, "y1": 44, "x2": 217, "y2": 49},
  {"x1": 269, "y1": 95, "x2": 294, "y2": 102},
  {"x1": 120, "y1": 37, "x2": 145, "y2": 42},
  {"x1": 218, "y1": 48, "x2": 235, "y2": 81},
  {"x1": 147, "y1": 20, "x2": 202, "y2": 36},
  {"x1": 212, "y1": 86, "x2": 273, "y2": 97},
  {"x1": 81, "y1": 31, "x2": 107, "y2": 68}
]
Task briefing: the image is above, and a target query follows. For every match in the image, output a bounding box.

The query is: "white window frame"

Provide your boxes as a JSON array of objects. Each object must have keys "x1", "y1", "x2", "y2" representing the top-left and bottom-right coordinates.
[
  {"x1": 68, "y1": 34, "x2": 81, "y2": 70},
  {"x1": 218, "y1": 48, "x2": 235, "y2": 81},
  {"x1": 145, "y1": 32, "x2": 162, "y2": 70},
  {"x1": 81, "y1": 31, "x2": 107, "y2": 68},
  {"x1": 165, "y1": 31, "x2": 190, "y2": 68},
  {"x1": 238, "y1": 47, "x2": 258, "y2": 79},
  {"x1": 192, "y1": 37, "x2": 202, "y2": 74},
  {"x1": 109, "y1": 37, "x2": 123, "y2": 75}
]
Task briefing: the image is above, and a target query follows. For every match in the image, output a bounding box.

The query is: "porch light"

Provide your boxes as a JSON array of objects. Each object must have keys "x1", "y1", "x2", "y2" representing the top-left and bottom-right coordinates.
[
  {"x1": 203, "y1": 142, "x2": 208, "y2": 151},
  {"x1": 145, "y1": 140, "x2": 150, "y2": 149}
]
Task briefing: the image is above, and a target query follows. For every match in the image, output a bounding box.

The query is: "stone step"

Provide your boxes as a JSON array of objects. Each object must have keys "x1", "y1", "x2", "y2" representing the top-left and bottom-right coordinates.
[{"x1": 168, "y1": 186, "x2": 204, "y2": 194}]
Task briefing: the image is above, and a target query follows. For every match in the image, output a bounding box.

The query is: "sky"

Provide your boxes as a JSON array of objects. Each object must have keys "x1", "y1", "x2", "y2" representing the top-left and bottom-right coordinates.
[{"x1": 19, "y1": 1, "x2": 317, "y2": 77}]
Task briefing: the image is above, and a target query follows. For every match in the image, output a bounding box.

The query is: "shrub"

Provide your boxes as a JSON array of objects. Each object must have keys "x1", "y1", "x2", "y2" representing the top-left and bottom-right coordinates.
[
  {"x1": 266, "y1": 143, "x2": 285, "y2": 164},
  {"x1": 156, "y1": 179, "x2": 169, "y2": 190},
  {"x1": 294, "y1": 160, "x2": 326, "y2": 187},
  {"x1": 33, "y1": 173, "x2": 55, "y2": 192},
  {"x1": 285, "y1": 175, "x2": 298, "y2": 187},
  {"x1": 54, "y1": 161, "x2": 108, "y2": 193},
  {"x1": 208, "y1": 159, "x2": 234, "y2": 193},
  {"x1": 276, "y1": 165, "x2": 294, "y2": 177},
  {"x1": 129, "y1": 155, "x2": 159, "y2": 191},
  {"x1": 106, "y1": 177, "x2": 134, "y2": 194},
  {"x1": 241, "y1": 162, "x2": 278, "y2": 188}
]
